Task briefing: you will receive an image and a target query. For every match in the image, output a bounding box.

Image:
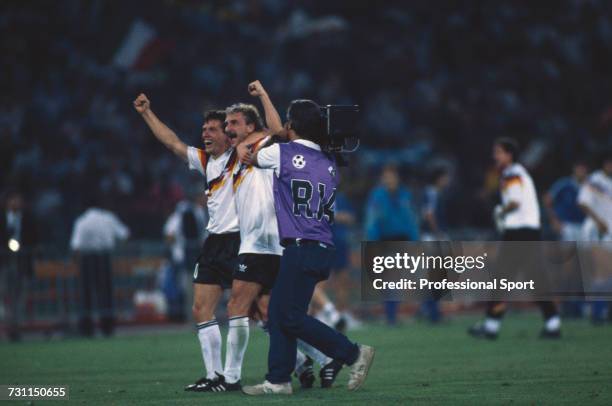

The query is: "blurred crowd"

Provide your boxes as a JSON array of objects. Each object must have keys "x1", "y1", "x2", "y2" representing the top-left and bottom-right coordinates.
[{"x1": 2, "y1": 0, "x2": 612, "y2": 244}]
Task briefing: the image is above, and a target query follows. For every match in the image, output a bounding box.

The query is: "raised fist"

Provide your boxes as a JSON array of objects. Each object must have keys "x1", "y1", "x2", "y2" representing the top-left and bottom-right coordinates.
[
  {"x1": 248, "y1": 80, "x2": 266, "y2": 97},
  {"x1": 133, "y1": 93, "x2": 150, "y2": 114}
]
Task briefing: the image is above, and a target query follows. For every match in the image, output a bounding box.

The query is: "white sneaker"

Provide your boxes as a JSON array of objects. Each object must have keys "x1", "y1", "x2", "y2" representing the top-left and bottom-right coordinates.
[
  {"x1": 347, "y1": 344, "x2": 375, "y2": 391},
  {"x1": 242, "y1": 380, "x2": 293, "y2": 396}
]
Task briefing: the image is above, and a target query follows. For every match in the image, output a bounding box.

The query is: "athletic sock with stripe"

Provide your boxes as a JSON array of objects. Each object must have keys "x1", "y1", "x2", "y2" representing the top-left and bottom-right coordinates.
[{"x1": 197, "y1": 319, "x2": 223, "y2": 380}]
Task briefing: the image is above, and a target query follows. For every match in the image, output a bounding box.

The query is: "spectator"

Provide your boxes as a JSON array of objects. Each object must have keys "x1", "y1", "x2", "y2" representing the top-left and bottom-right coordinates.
[
  {"x1": 418, "y1": 167, "x2": 453, "y2": 323},
  {"x1": 421, "y1": 167, "x2": 452, "y2": 241},
  {"x1": 3, "y1": 1, "x2": 612, "y2": 242},
  {"x1": 162, "y1": 190, "x2": 208, "y2": 322},
  {"x1": 544, "y1": 159, "x2": 589, "y2": 318},
  {"x1": 364, "y1": 164, "x2": 419, "y2": 324},
  {"x1": 69, "y1": 192, "x2": 130, "y2": 337},
  {"x1": 544, "y1": 160, "x2": 588, "y2": 241}
]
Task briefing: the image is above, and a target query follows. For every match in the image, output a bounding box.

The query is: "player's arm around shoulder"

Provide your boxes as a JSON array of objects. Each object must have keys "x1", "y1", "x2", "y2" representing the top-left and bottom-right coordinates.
[
  {"x1": 133, "y1": 93, "x2": 188, "y2": 162},
  {"x1": 236, "y1": 130, "x2": 268, "y2": 163},
  {"x1": 237, "y1": 127, "x2": 286, "y2": 168},
  {"x1": 246, "y1": 142, "x2": 280, "y2": 173}
]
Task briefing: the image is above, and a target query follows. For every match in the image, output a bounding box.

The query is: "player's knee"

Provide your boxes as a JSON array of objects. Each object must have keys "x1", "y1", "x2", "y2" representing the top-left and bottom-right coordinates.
[
  {"x1": 191, "y1": 302, "x2": 202, "y2": 319},
  {"x1": 227, "y1": 295, "x2": 250, "y2": 317},
  {"x1": 192, "y1": 299, "x2": 213, "y2": 321},
  {"x1": 257, "y1": 304, "x2": 268, "y2": 321}
]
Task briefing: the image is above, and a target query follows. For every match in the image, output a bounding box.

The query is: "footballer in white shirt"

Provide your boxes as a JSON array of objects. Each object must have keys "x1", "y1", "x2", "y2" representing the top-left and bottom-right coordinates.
[
  {"x1": 135, "y1": 90, "x2": 312, "y2": 393},
  {"x1": 232, "y1": 82, "x2": 330, "y2": 389},
  {"x1": 134, "y1": 94, "x2": 247, "y2": 392},
  {"x1": 468, "y1": 138, "x2": 561, "y2": 340},
  {"x1": 578, "y1": 153, "x2": 612, "y2": 241}
]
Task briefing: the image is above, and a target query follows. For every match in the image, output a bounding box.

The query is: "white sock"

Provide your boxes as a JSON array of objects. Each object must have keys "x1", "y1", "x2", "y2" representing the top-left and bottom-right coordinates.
[
  {"x1": 545, "y1": 315, "x2": 561, "y2": 332},
  {"x1": 295, "y1": 349, "x2": 307, "y2": 374},
  {"x1": 322, "y1": 302, "x2": 341, "y2": 326},
  {"x1": 224, "y1": 316, "x2": 250, "y2": 384},
  {"x1": 484, "y1": 318, "x2": 501, "y2": 333},
  {"x1": 197, "y1": 320, "x2": 223, "y2": 380},
  {"x1": 298, "y1": 340, "x2": 332, "y2": 367}
]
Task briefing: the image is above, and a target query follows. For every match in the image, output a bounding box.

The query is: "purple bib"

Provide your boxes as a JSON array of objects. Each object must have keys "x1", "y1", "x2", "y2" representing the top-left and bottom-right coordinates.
[{"x1": 273, "y1": 142, "x2": 337, "y2": 246}]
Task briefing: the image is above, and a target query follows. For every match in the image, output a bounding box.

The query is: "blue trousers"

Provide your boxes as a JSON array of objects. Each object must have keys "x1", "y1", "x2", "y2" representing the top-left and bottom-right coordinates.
[{"x1": 266, "y1": 243, "x2": 359, "y2": 384}]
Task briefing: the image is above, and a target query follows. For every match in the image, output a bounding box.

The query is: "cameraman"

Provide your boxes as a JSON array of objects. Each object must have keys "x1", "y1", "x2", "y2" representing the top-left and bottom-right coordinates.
[{"x1": 242, "y1": 100, "x2": 374, "y2": 396}]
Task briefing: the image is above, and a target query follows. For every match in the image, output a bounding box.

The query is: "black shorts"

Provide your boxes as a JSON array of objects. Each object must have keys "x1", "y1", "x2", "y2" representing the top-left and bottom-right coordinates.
[
  {"x1": 193, "y1": 232, "x2": 240, "y2": 289},
  {"x1": 502, "y1": 228, "x2": 541, "y2": 241},
  {"x1": 235, "y1": 253, "x2": 280, "y2": 294}
]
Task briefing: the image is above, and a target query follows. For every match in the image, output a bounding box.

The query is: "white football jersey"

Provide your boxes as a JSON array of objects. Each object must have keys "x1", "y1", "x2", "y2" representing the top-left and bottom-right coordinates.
[
  {"x1": 187, "y1": 146, "x2": 239, "y2": 234},
  {"x1": 232, "y1": 136, "x2": 282, "y2": 255},
  {"x1": 500, "y1": 163, "x2": 541, "y2": 230},
  {"x1": 578, "y1": 170, "x2": 612, "y2": 240}
]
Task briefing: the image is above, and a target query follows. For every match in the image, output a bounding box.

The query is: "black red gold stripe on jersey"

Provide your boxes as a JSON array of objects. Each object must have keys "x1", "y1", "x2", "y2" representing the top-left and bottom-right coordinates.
[
  {"x1": 197, "y1": 148, "x2": 208, "y2": 170},
  {"x1": 205, "y1": 150, "x2": 239, "y2": 196},
  {"x1": 231, "y1": 137, "x2": 267, "y2": 192},
  {"x1": 501, "y1": 174, "x2": 521, "y2": 190},
  {"x1": 233, "y1": 164, "x2": 253, "y2": 191}
]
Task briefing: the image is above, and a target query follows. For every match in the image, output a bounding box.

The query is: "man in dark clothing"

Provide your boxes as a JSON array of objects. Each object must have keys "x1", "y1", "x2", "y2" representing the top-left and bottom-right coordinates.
[{"x1": 1, "y1": 190, "x2": 38, "y2": 342}]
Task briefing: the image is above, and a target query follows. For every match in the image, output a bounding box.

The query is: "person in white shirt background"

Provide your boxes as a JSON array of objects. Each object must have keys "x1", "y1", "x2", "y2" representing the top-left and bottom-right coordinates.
[
  {"x1": 70, "y1": 192, "x2": 130, "y2": 337},
  {"x1": 163, "y1": 189, "x2": 208, "y2": 322},
  {"x1": 577, "y1": 151, "x2": 612, "y2": 323},
  {"x1": 578, "y1": 152, "x2": 612, "y2": 242}
]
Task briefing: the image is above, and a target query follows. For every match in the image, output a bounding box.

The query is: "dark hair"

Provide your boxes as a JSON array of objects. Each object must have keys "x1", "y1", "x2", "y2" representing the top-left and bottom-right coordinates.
[
  {"x1": 2, "y1": 187, "x2": 23, "y2": 205},
  {"x1": 382, "y1": 162, "x2": 399, "y2": 174},
  {"x1": 225, "y1": 103, "x2": 264, "y2": 131},
  {"x1": 287, "y1": 99, "x2": 326, "y2": 146},
  {"x1": 203, "y1": 110, "x2": 226, "y2": 124},
  {"x1": 83, "y1": 189, "x2": 101, "y2": 208},
  {"x1": 430, "y1": 166, "x2": 450, "y2": 184},
  {"x1": 494, "y1": 137, "x2": 519, "y2": 161},
  {"x1": 572, "y1": 157, "x2": 589, "y2": 169}
]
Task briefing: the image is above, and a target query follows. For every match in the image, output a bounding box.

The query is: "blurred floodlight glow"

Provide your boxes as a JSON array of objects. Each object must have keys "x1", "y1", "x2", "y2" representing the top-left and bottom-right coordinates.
[{"x1": 8, "y1": 238, "x2": 20, "y2": 252}]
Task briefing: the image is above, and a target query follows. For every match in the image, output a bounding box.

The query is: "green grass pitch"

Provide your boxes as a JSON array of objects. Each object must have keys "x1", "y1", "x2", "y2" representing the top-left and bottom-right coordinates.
[{"x1": 1, "y1": 313, "x2": 611, "y2": 405}]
